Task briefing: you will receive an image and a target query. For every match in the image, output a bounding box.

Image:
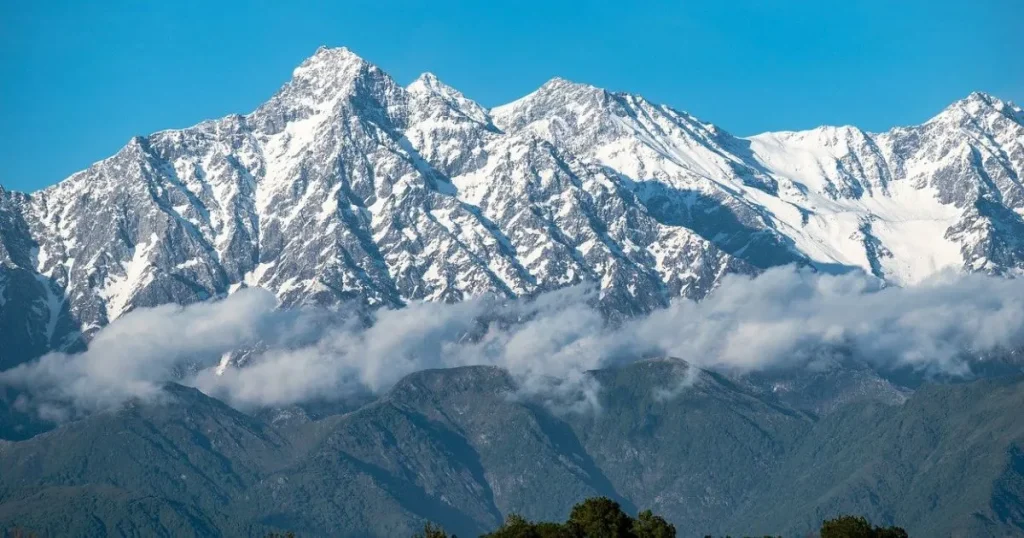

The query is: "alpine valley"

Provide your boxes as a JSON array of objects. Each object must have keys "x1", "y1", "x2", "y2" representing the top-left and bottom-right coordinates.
[{"x1": 2, "y1": 47, "x2": 1024, "y2": 537}]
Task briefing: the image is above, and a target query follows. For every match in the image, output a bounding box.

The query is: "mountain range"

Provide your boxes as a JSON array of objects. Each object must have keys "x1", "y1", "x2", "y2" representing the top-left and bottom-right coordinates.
[
  {"x1": 2, "y1": 361, "x2": 1023, "y2": 537},
  {"x1": 2, "y1": 46, "x2": 1023, "y2": 368},
  {"x1": 3, "y1": 47, "x2": 1024, "y2": 537}
]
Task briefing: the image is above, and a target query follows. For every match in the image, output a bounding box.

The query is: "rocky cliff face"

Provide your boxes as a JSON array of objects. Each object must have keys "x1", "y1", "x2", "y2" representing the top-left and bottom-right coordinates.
[{"x1": 2, "y1": 47, "x2": 1022, "y2": 368}]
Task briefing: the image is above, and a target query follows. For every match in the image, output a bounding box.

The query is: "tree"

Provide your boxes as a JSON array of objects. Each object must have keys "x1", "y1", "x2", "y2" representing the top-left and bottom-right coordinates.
[
  {"x1": 821, "y1": 516, "x2": 874, "y2": 538},
  {"x1": 566, "y1": 497, "x2": 634, "y2": 538},
  {"x1": 420, "y1": 498, "x2": 904, "y2": 538},
  {"x1": 872, "y1": 527, "x2": 908, "y2": 538},
  {"x1": 820, "y1": 515, "x2": 909, "y2": 538},
  {"x1": 534, "y1": 521, "x2": 574, "y2": 538},
  {"x1": 632, "y1": 509, "x2": 675, "y2": 538},
  {"x1": 483, "y1": 514, "x2": 542, "y2": 538}
]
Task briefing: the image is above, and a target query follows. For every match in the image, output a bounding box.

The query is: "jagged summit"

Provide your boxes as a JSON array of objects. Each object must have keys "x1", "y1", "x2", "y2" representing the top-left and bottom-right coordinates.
[
  {"x1": 538, "y1": 75, "x2": 598, "y2": 91},
  {"x1": 254, "y1": 45, "x2": 400, "y2": 124},
  {"x1": 2, "y1": 48, "x2": 1023, "y2": 369},
  {"x1": 408, "y1": 71, "x2": 445, "y2": 91},
  {"x1": 407, "y1": 71, "x2": 467, "y2": 104},
  {"x1": 407, "y1": 71, "x2": 490, "y2": 125},
  {"x1": 289, "y1": 45, "x2": 381, "y2": 90},
  {"x1": 921, "y1": 90, "x2": 1022, "y2": 126},
  {"x1": 960, "y1": 90, "x2": 1009, "y2": 108},
  {"x1": 296, "y1": 45, "x2": 369, "y2": 73},
  {"x1": 490, "y1": 75, "x2": 606, "y2": 127}
]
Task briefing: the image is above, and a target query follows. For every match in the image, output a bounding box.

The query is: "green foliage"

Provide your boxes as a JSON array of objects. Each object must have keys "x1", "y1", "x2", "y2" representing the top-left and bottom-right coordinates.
[
  {"x1": 567, "y1": 497, "x2": 634, "y2": 538},
  {"x1": 534, "y1": 521, "x2": 574, "y2": 538},
  {"x1": 477, "y1": 496, "x2": 676, "y2": 538},
  {"x1": 484, "y1": 514, "x2": 544, "y2": 538},
  {"x1": 465, "y1": 497, "x2": 910, "y2": 538},
  {"x1": 631, "y1": 510, "x2": 675, "y2": 538},
  {"x1": 820, "y1": 515, "x2": 908, "y2": 538},
  {"x1": 482, "y1": 513, "x2": 576, "y2": 538},
  {"x1": 821, "y1": 515, "x2": 874, "y2": 538}
]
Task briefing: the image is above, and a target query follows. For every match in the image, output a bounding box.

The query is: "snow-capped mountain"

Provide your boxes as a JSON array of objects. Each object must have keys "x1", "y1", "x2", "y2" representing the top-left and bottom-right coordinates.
[{"x1": 2, "y1": 46, "x2": 1023, "y2": 368}]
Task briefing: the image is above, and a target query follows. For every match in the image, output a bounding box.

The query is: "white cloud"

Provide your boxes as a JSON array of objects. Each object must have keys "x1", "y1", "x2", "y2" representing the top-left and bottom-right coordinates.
[
  {"x1": 1, "y1": 289, "x2": 281, "y2": 418},
  {"x1": 3, "y1": 267, "x2": 1024, "y2": 419}
]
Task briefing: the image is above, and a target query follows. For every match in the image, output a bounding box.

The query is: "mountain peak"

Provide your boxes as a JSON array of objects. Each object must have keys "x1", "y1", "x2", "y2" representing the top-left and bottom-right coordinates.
[
  {"x1": 965, "y1": 90, "x2": 999, "y2": 103},
  {"x1": 928, "y1": 90, "x2": 1020, "y2": 124},
  {"x1": 407, "y1": 71, "x2": 490, "y2": 124},
  {"x1": 957, "y1": 90, "x2": 1008, "y2": 112},
  {"x1": 490, "y1": 76, "x2": 607, "y2": 131},
  {"x1": 407, "y1": 71, "x2": 454, "y2": 96},
  {"x1": 411, "y1": 71, "x2": 441, "y2": 86},
  {"x1": 251, "y1": 45, "x2": 398, "y2": 126},
  {"x1": 300, "y1": 46, "x2": 368, "y2": 69},
  {"x1": 537, "y1": 76, "x2": 601, "y2": 96},
  {"x1": 290, "y1": 46, "x2": 376, "y2": 86}
]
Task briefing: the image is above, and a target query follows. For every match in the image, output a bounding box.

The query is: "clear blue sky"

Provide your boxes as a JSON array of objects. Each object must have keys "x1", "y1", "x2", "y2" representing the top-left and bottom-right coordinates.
[{"x1": 2, "y1": 0, "x2": 1022, "y2": 192}]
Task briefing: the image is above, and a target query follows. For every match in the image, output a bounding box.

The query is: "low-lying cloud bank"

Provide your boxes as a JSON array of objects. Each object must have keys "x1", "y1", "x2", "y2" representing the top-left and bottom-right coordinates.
[{"x1": 3, "y1": 267, "x2": 1023, "y2": 420}]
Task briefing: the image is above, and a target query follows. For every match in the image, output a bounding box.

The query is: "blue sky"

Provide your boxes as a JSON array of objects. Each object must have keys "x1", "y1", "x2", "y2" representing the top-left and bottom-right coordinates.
[{"x1": 2, "y1": 0, "x2": 1022, "y2": 192}]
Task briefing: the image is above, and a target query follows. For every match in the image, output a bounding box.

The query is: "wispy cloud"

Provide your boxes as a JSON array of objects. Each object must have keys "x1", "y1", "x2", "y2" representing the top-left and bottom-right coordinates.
[{"x1": 3, "y1": 267, "x2": 1023, "y2": 420}]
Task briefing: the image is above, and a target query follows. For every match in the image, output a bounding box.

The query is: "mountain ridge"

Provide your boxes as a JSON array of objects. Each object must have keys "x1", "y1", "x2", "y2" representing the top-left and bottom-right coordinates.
[
  {"x1": 3, "y1": 361, "x2": 1024, "y2": 537},
  {"x1": 1, "y1": 46, "x2": 1023, "y2": 369}
]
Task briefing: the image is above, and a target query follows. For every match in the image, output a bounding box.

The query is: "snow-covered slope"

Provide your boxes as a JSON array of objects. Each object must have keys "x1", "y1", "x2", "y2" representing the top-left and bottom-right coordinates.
[
  {"x1": 494, "y1": 79, "x2": 1024, "y2": 284},
  {"x1": 1, "y1": 47, "x2": 1022, "y2": 367},
  {"x1": 746, "y1": 93, "x2": 1024, "y2": 283}
]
